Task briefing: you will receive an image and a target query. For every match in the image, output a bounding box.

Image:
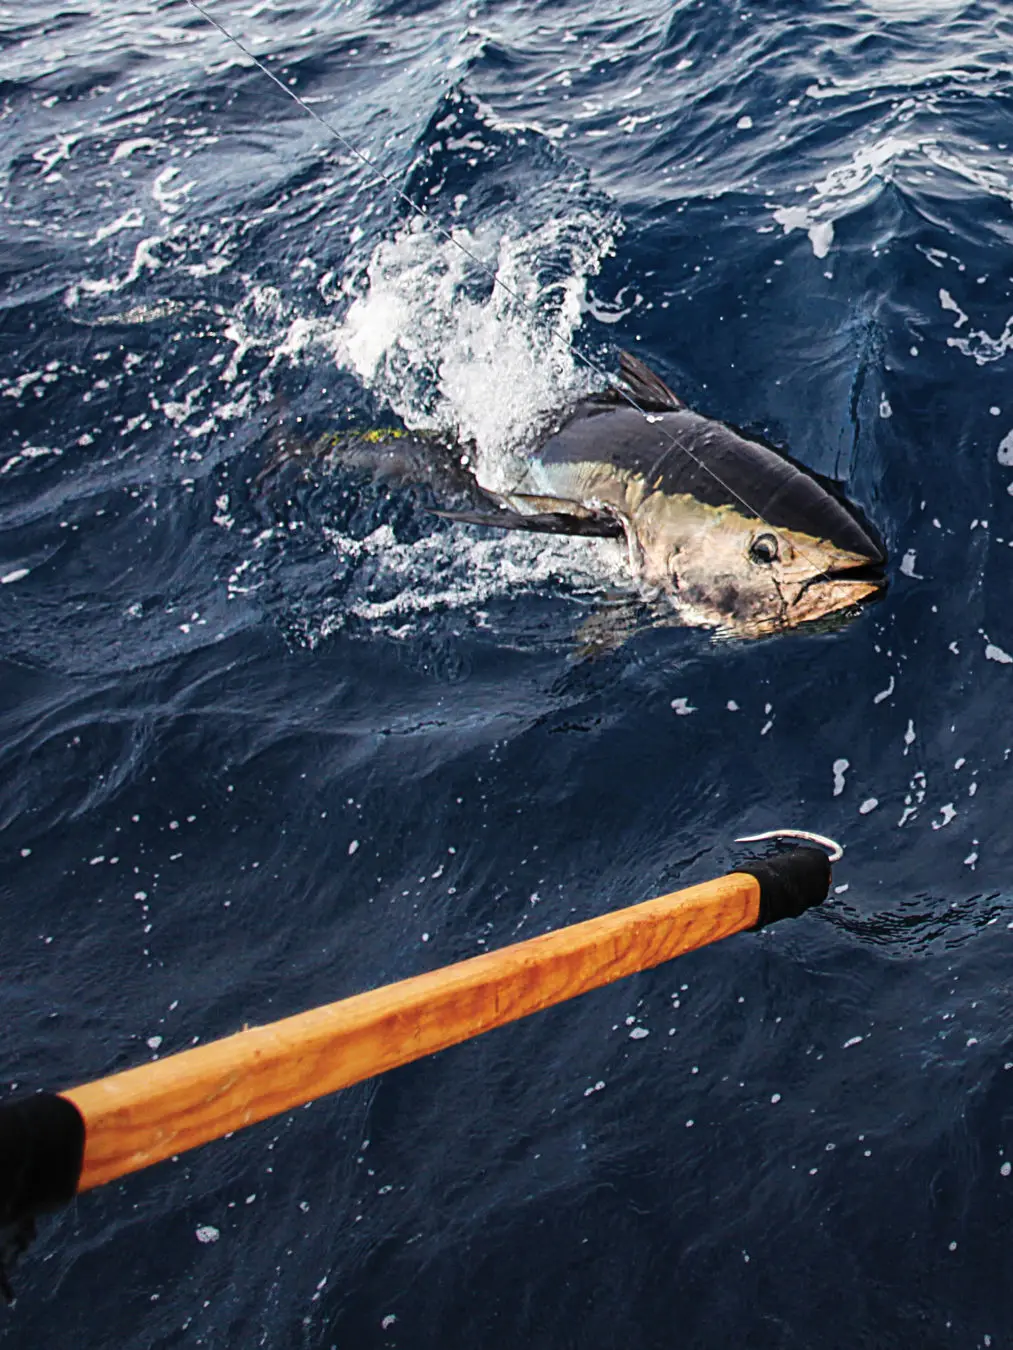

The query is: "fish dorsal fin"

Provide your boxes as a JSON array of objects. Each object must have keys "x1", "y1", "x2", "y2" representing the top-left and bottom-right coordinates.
[{"x1": 617, "y1": 350, "x2": 685, "y2": 412}]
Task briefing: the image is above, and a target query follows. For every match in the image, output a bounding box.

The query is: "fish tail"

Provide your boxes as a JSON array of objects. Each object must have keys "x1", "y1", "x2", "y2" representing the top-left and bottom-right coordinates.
[
  {"x1": 255, "y1": 420, "x2": 483, "y2": 504},
  {"x1": 327, "y1": 427, "x2": 447, "y2": 483}
]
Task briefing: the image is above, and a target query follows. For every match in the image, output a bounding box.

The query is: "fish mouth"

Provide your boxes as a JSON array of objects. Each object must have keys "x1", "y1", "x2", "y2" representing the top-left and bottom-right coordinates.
[
  {"x1": 828, "y1": 557, "x2": 888, "y2": 591},
  {"x1": 789, "y1": 554, "x2": 888, "y2": 624}
]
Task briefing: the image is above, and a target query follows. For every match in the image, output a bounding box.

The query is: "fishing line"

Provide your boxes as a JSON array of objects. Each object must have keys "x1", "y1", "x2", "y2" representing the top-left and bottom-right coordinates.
[{"x1": 182, "y1": 0, "x2": 838, "y2": 585}]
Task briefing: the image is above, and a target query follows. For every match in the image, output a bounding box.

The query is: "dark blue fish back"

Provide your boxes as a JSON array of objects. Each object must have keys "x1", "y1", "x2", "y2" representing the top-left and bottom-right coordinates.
[{"x1": 541, "y1": 401, "x2": 885, "y2": 557}]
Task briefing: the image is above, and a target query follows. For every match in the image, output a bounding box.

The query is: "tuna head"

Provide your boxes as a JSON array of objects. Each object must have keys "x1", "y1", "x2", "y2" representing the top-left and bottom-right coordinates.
[
  {"x1": 541, "y1": 378, "x2": 887, "y2": 640},
  {"x1": 627, "y1": 482, "x2": 886, "y2": 639}
]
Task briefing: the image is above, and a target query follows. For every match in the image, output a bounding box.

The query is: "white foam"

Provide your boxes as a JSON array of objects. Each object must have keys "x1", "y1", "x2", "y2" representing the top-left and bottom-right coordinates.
[
  {"x1": 152, "y1": 164, "x2": 194, "y2": 216},
  {"x1": 939, "y1": 288, "x2": 969, "y2": 328},
  {"x1": 807, "y1": 220, "x2": 834, "y2": 259},
  {"x1": 111, "y1": 137, "x2": 159, "y2": 163},
  {"x1": 772, "y1": 137, "x2": 917, "y2": 256},
  {"x1": 772, "y1": 133, "x2": 1013, "y2": 262},
  {"x1": 1, "y1": 446, "x2": 61, "y2": 476},
  {"x1": 872, "y1": 675, "x2": 895, "y2": 704},
  {"x1": 90, "y1": 207, "x2": 144, "y2": 246},
  {"x1": 66, "y1": 233, "x2": 166, "y2": 304},
  {"x1": 309, "y1": 523, "x2": 626, "y2": 643},
  {"x1": 900, "y1": 549, "x2": 922, "y2": 578},
  {"x1": 2, "y1": 370, "x2": 44, "y2": 399},
  {"x1": 939, "y1": 289, "x2": 1013, "y2": 366}
]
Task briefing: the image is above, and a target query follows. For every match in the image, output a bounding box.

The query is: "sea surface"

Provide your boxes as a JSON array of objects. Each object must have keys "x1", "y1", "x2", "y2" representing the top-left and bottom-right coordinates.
[{"x1": 3, "y1": 0, "x2": 1013, "y2": 1345}]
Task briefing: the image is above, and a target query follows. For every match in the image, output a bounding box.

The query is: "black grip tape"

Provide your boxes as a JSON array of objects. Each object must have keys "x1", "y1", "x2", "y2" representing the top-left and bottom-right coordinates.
[
  {"x1": 0, "y1": 1093, "x2": 84, "y2": 1225},
  {"x1": 0, "y1": 1093, "x2": 84, "y2": 1302},
  {"x1": 736, "y1": 847, "x2": 831, "y2": 929}
]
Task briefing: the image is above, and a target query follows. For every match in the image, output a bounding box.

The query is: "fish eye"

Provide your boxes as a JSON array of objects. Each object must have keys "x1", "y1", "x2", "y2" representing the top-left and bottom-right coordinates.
[{"x1": 749, "y1": 532, "x2": 779, "y2": 565}]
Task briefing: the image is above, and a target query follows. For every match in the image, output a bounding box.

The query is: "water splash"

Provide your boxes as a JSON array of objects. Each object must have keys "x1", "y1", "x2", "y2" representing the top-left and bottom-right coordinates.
[{"x1": 326, "y1": 211, "x2": 615, "y2": 490}]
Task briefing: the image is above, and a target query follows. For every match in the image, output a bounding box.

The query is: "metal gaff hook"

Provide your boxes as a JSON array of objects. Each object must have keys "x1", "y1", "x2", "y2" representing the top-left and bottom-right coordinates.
[{"x1": 735, "y1": 829, "x2": 844, "y2": 864}]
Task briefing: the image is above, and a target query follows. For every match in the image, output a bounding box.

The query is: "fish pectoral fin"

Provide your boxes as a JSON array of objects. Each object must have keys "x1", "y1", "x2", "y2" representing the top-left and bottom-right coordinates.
[
  {"x1": 571, "y1": 599, "x2": 645, "y2": 659},
  {"x1": 431, "y1": 505, "x2": 624, "y2": 539},
  {"x1": 571, "y1": 596, "x2": 684, "y2": 660},
  {"x1": 435, "y1": 489, "x2": 625, "y2": 538},
  {"x1": 617, "y1": 350, "x2": 686, "y2": 411}
]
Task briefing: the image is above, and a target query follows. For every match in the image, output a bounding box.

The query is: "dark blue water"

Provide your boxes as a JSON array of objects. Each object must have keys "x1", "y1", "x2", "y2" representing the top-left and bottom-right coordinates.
[{"x1": 4, "y1": 0, "x2": 1013, "y2": 1344}]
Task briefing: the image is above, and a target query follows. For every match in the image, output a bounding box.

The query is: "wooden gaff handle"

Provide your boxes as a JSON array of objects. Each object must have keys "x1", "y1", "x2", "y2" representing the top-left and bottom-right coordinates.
[{"x1": 61, "y1": 872, "x2": 761, "y2": 1191}]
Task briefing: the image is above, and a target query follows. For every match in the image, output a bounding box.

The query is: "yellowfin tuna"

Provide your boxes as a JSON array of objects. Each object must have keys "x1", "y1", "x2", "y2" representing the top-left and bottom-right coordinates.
[{"x1": 268, "y1": 351, "x2": 887, "y2": 639}]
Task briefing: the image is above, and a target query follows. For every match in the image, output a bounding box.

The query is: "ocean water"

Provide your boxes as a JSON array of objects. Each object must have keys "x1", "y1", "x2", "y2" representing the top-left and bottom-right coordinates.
[{"x1": 3, "y1": 0, "x2": 1013, "y2": 1344}]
